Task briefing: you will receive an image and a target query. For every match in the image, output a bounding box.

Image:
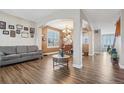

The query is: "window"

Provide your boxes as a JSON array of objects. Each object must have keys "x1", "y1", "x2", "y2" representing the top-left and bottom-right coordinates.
[
  {"x1": 47, "y1": 29, "x2": 60, "y2": 48},
  {"x1": 102, "y1": 34, "x2": 114, "y2": 49}
]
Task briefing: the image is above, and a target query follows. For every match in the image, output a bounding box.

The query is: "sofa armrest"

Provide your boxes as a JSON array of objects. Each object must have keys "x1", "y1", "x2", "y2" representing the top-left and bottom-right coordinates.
[
  {"x1": 37, "y1": 50, "x2": 43, "y2": 58},
  {"x1": 0, "y1": 55, "x2": 1, "y2": 61},
  {"x1": 0, "y1": 56, "x2": 1, "y2": 66},
  {"x1": 37, "y1": 50, "x2": 42, "y2": 54}
]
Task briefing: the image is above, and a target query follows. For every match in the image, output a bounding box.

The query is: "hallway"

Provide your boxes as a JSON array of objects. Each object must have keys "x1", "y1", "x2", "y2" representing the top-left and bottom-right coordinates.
[{"x1": 0, "y1": 53, "x2": 124, "y2": 84}]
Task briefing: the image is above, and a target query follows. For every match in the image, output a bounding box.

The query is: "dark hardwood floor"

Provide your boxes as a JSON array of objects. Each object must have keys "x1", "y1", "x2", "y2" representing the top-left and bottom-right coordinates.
[{"x1": 0, "y1": 52, "x2": 124, "y2": 84}]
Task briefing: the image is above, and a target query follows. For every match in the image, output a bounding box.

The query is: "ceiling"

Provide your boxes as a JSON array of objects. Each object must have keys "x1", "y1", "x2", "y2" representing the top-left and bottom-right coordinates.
[
  {"x1": 0, "y1": 9, "x2": 57, "y2": 23},
  {"x1": 83, "y1": 9, "x2": 121, "y2": 34},
  {"x1": 0, "y1": 9, "x2": 121, "y2": 34},
  {"x1": 46, "y1": 19, "x2": 73, "y2": 30},
  {"x1": 0, "y1": 9, "x2": 74, "y2": 30}
]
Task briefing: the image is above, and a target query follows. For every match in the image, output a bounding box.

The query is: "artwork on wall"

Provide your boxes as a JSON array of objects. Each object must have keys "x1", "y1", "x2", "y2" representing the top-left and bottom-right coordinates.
[
  {"x1": 30, "y1": 28, "x2": 35, "y2": 33},
  {"x1": 16, "y1": 24, "x2": 23, "y2": 30},
  {"x1": 16, "y1": 30, "x2": 21, "y2": 34},
  {"x1": 8, "y1": 25, "x2": 15, "y2": 29},
  {"x1": 24, "y1": 27, "x2": 28, "y2": 31},
  {"x1": 10, "y1": 30, "x2": 16, "y2": 37},
  {"x1": 94, "y1": 30, "x2": 99, "y2": 33},
  {"x1": 21, "y1": 32, "x2": 29, "y2": 38},
  {"x1": 3, "y1": 30, "x2": 9, "y2": 35},
  {"x1": 0, "y1": 21, "x2": 6, "y2": 29},
  {"x1": 30, "y1": 28, "x2": 35, "y2": 38},
  {"x1": 30, "y1": 33, "x2": 34, "y2": 38}
]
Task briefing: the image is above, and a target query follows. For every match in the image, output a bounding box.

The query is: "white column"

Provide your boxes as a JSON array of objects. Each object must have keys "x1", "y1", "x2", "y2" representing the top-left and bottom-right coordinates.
[
  {"x1": 36, "y1": 27, "x2": 42, "y2": 50},
  {"x1": 89, "y1": 30, "x2": 94, "y2": 56},
  {"x1": 119, "y1": 10, "x2": 124, "y2": 69},
  {"x1": 92, "y1": 29, "x2": 94, "y2": 55},
  {"x1": 73, "y1": 10, "x2": 83, "y2": 68}
]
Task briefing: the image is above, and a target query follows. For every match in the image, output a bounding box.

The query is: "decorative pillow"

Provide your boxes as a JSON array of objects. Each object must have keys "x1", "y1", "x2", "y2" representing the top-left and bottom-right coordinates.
[{"x1": 0, "y1": 51, "x2": 5, "y2": 56}]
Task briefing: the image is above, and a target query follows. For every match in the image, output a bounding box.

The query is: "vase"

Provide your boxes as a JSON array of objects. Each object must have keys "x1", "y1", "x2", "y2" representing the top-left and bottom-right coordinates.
[
  {"x1": 61, "y1": 50, "x2": 64, "y2": 57},
  {"x1": 59, "y1": 49, "x2": 64, "y2": 57}
]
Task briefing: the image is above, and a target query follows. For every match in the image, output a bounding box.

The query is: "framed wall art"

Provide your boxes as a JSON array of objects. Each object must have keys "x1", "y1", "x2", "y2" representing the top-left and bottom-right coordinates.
[
  {"x1": 8, "y1": 25, "x2": 15, "y2": 29},
  {"x1": 30, "y1": 33, "x2": 34, "y2": 38},
  {"x1": 16, "y1": 24, "x2": 23, "y2": 30},
  {"x1": 24, "y1": 27, "x2": 28, "y2": 31},
  {"x1": 3, "y1": 30, "x2": 9, "y2": 35},
  {"x1": 30, "y1": 28, "x2": 35, "y2": 33},
  {"x1": 16, "y1": 30, "x2": 21, "y2": 34},
  {"x1": 0, "y1": 21, "x2": 6, "y2": 29},
  {"x1": 10, "y1": 30, "x2": 16, "y2": 37},
  {"x1": 21, "y1": 32, "x2": 29, "y2": 38}
]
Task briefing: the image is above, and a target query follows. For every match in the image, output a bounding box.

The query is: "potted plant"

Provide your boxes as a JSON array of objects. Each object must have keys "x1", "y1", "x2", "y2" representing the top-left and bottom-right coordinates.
[{"x1": 111, "y1": 48, "x2": 119, "y2": 64}]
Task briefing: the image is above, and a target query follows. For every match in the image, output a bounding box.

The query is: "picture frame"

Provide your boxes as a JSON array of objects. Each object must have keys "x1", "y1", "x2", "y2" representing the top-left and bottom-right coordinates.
[
  {"x1": 0, "y1": 21, "x2": 6, "y2": 29},
  {"x1": 30, "y1": 28, "x2": 35, "y2": 33},
  {"x1": 30, "y1": 33, "x2": 34, "y2": 38},
  {"x1": 3, "y1": 30, "x2": 9, "y2": 35},
  {"x1": 8, "y1": 25, "x2": 15, "y2": 29},
  {"x1": 16, "y1": 24, "x2": 23, "y2": 30},
  {"x1": 16, "y1": 30, "x2": 21, "y2": 34},
  {"x1": 24, "y1": 27, "x2": 28, "y2": 31},
  {"x1": 95, "y1": 30, "x2": 99, "y2": 33},
  {"x1": 21, "y1": 32, "x2": 29, "y2": 38},
  {"x1": 10, "y1": 30, "x2": 16, "y2": 37}
]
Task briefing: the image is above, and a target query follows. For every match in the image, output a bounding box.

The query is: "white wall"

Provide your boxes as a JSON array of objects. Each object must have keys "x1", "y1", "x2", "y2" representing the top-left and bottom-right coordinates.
[
  {"x1": 35, "y1": 27, "x2": 42, "y2": 50},
  {"x1": 119, "y1": 10, "x2": 124, "y2": 68},
  {"x1": 81, "y1": 10, "x2": 94, "y2": 56},
  {"x1": 94, "y1": 30, "x2": 102, "y2": 53},
  {"x1": 115, "y1": 36, "x2": 121, "y2": 56},
  {"x1": 88, "y1": 31, "x2": 93, "y2": 55},
  {"x1": 101, "y1": 24, "x2": 115, "y2": 35},
  {"x1": 0, "y1": 12, "x2": 37, "y2": 46}
]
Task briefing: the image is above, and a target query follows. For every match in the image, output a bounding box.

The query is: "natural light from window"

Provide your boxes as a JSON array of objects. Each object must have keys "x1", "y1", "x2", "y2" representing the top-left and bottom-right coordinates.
[{"x1": 47, "y1": 29, "x2": 60, "y2": 48}]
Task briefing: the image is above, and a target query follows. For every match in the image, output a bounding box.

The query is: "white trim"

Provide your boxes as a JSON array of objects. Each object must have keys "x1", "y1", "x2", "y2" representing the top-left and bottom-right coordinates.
[
  {"x1": 47, "y1": 46, "x2": 59, "y2": 48},
  {"x1": 43, "y1": 51, "x2": 58, "y2": 55},
  {"x1": 89, "y1": 53, "x2": 94, "y2": 56},
  {"x1": 94, "y1": 52, "x2": 101, "y2": 54},
  {"x1": 119, "y1": 63, "x2": 124, "y2": 69},
  {"x1": 73, "y1": 64, "x2": 83, "y2": 69}
]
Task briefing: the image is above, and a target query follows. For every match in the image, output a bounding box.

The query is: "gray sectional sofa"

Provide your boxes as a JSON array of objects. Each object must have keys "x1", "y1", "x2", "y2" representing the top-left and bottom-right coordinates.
[{"x1": 0, "y1": 45, "x2": 43, "y2": 66}]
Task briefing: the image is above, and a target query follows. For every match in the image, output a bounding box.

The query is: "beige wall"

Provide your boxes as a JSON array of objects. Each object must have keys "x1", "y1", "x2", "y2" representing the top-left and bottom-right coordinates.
[{"x1": 42, "y1": 26, "x2": 63, "y2": 53}]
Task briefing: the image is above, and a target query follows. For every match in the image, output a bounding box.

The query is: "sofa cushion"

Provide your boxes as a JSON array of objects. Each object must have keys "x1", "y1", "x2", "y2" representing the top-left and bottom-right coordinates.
[
  {"x1": 1, "y1": 54, "x2": 21, "y2": 61},
  {"x1": 0, "y1": 51, "x2": 5, "y2": 56},
  {"x1": 27, "y1": 46, "x2": 38, "y2": 52},
  {"x1": 17, "y1": 46, "x2": 28, "y2": 53},
  {"x1": 0, "y1": 46, "x2": 17, "y2": 55},
  {"x1": 20, "y1": 53, "x2": 32, "y2": 57},
  {"x1": 20, "y1": 52, "x2": 40, "y2": 57}
]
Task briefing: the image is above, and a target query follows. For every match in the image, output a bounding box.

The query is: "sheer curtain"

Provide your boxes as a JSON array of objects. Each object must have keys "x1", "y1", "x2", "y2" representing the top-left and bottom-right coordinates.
[{"x1": 102, "y1": 34, "x2": 114, "y2": 52}]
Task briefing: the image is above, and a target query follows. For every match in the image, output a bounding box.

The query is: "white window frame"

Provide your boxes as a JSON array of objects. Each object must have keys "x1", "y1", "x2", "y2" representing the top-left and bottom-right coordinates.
[{"x1": 47, "y1": 29, "x2": 60, "y2": 48}]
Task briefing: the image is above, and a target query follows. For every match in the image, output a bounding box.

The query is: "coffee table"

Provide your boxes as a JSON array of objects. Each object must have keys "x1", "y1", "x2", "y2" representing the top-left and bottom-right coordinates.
[{"x1": 52, "y1": 54, "x2": 70, "y2": 69}]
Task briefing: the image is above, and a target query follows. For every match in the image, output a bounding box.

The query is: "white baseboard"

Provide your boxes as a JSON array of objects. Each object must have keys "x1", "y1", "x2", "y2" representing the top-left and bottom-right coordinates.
[
  {"x1": 44, "y1": 51, "x2": 58, "y2": 55},
  {"x1": 94, "y1": 52, "x2": 101, "y2": 54},
  {"x1": 73, "y1": 64, "x2": 83, "y2": 69},
  {"x1": 119, "y1": 63, "x2": 124, "y2": 69},
  {"x1": 89, "y1": 53, "x2": 94, "y2": 56}
]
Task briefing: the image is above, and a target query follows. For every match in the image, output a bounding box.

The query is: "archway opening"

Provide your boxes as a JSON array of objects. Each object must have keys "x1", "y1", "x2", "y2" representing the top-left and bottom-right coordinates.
[{"x1": 41, "y1": 19, "x2": 73, "y2": 56}]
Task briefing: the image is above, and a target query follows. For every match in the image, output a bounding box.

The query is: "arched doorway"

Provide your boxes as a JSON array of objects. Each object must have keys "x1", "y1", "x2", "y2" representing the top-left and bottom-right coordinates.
[{"x1": 41, "y1": 19, "x2": 73, "y2": 55}]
